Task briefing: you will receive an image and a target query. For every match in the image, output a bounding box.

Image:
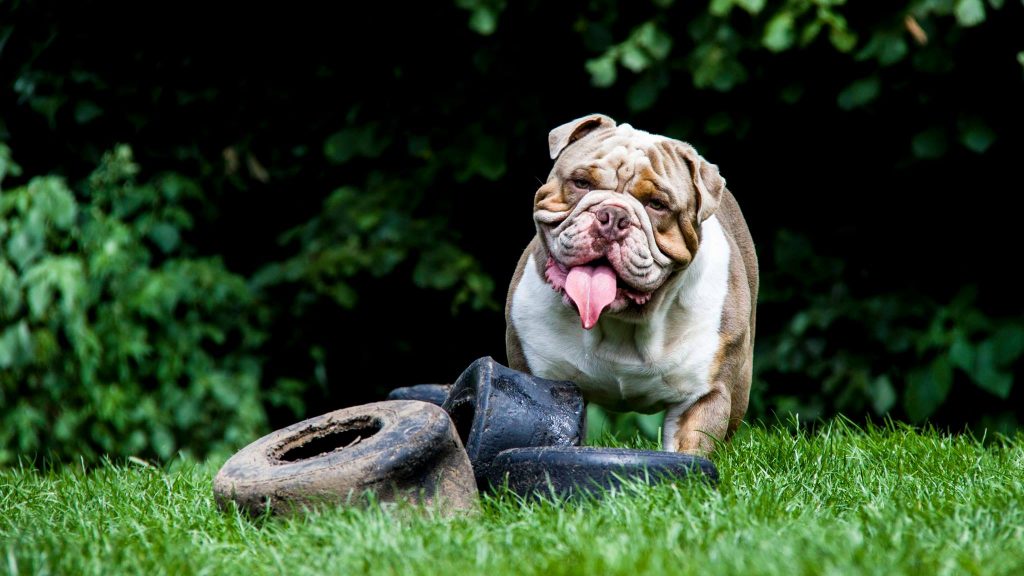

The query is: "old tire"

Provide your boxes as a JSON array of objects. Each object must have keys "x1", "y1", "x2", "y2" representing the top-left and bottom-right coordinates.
[
  {"x1": 386, "y1": 384, "x2": 452, "y2": 406},
  {"x1": 213, "y1": 400, "x2": 478, "y2": 515},
  {"x1": 485, "y1": 446, "x2": 719, "y2": 499},
  {"x1": 440, "y1": 357, "x2": 585, "y2": 490}
]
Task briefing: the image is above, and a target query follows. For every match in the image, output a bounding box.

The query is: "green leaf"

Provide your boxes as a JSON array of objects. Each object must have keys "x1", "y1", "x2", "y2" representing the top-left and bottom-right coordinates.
[
  {"x1": 904, "y1": 356, "x2": 953, "y2": 421},
  {"x1": 31, "y1": 177, "x2": 78, "y2": 230},
  {"x1": 990, "y1": 325, "x2": 1024, "y2": 366},
  {"x1": 469, "y1": 7, "x2": 498, "y2": 35},
  {"x1": 975, "y1": 369, "x2": 1013, "y2": 398},
  {"x1": 959, "y1": 121, "x2": 996, "y2": 153},
  {"x1": 912, "y1": 128, "x2": 948, "y2": 159},
  {"x1": 954, "y1": 0, "x2": 986, "y2": 26},
  {"x1": 870, "y1": 375, "x2": 897, "y2": 414},
  {"x1": 326, "y1": 281, "x2": 358, "y2": 308},
  {"x1": 800, "y1": 20, "x2": 824, "y2": 46},
  {"x1": 857, "y1": 33, "x2": 908, "y2": 65},
  {"x1": 708, "y1": 0, "x2": 734, "y2": 17},
  {"x1": 763, "y1": 12, "x2": 796, "y2": 52},
  {"x1": 323, "y1": 124, "x2": 390, "y2": 164},
  {"x1": 149, "y1": 222, "x2": 181, "y2": 255},
  {"x1": 28, "y1": 95, "x2": 67, "y2": 129},
  {"x1": 413, "y1": 244, "x2": 468, "y2": 290},
  {"x1": 969, "y1": 339, "x2": 1012, "y2": 397},
  {"x1": 620, "y1": 44, "x2": 650, "y2": 72},
  {"x1": 949, "y1": 334, "x2": 974, "y2": 372},
  {"x1": 735, "y1": 0, "x2": 766, "y2": 15},
  {"x1": 74, "y1": 100, "x2": 104, "y2": 124},
  {"x1": 586, "y1": 54, "x2": 617, "y2": 87},
  {"x1": 829, "y1": 27, "x2": 858, "y2": 53},
  {"x1": 151, "y1": 425, "x2": 176, "y2": 459},
  {"x1": 324, "y1": 129, "x2": 359, "y2": 164},
  {"x1": 0, "y1": 143, "x2": 23, "y2": 188},
  {"x1": 634, "y1": 22, "x2": 673, "y2": 60},
  {"x1": 0, "y1": 321, "x2": 34, "y2": 368},
  {"x1": 0, "y1": 259, "x2": 22, "y2": 319},
  {"x1": 837, "y1": 77, "x2": 880, "y2": 110},
  {"x1": 6, "y1": 228, "x2": 45, "y2": 270},
  {"x1": 626, "y1": 77, "x2": 660, "y2": 111}
]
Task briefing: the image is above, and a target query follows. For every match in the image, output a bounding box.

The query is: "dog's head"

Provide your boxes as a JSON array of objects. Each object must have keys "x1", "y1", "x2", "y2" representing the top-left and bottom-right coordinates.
[{"x1": 533, "y1": 113, "x2": 725, "y2": 329}]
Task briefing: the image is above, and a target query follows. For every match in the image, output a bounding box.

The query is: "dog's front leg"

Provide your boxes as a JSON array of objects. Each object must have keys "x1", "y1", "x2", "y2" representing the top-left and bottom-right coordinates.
[{"x1": 662, "y1": 388, "x2": 732, "y2": 455}]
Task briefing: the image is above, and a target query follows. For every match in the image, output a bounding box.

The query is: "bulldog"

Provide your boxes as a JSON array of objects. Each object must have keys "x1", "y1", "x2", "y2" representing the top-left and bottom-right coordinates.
[{"x1": 505, "y1": 114, "x2": 758, "y2": 455}]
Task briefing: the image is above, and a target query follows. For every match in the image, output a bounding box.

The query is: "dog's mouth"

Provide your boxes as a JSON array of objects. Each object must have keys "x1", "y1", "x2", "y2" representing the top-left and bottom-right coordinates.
[{"x1": 544, "y1": 257, "x2": 653, "y2": 330}]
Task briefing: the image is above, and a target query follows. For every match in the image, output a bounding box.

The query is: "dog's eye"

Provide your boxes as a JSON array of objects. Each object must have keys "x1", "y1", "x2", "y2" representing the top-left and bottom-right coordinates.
[
  {"x1": 647, "y1": 199, "x2": 669, "y2": 212},
  {"x1": 571, "y1": 178, "x2": 592, "y2": 191}
]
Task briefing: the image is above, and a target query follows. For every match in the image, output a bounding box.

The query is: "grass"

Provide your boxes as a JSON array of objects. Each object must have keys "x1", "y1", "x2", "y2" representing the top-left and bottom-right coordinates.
[{"x1": 2, "y1": 419, "x2": 1023, "y2": 576}]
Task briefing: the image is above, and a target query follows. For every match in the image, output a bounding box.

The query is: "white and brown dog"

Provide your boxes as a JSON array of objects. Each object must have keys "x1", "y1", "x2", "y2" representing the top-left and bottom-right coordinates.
[{"x1": 505, "y1": 114, "x2": 758, "y2": 455}]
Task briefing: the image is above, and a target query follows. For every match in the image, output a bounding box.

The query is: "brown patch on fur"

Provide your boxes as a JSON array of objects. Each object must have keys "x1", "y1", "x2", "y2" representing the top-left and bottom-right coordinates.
[
  {"x1": 672, "y1": 387, "x2": 732, "y2": 455},
  {"x1": 654, "y1": 218, "x2": 692, "y2": 265},
  {"x1": 712, "y1": 189, "x2": 759, "y2": 427},
  {"x1": 534, "y1": 181, "x2": 570, "y2": 214},
  {"x1": 629, "y1": 163, "x2": 698, "y2": 267},
  {"x1": 628, "y1": 177, "x2": 660, "y2": 204},
  {"x1": 669, "y1": 188, "x2": 758, "y2": 453}
]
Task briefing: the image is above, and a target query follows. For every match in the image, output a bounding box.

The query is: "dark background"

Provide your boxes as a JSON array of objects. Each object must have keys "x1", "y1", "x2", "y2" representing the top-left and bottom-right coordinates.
[{"x1": 2, "y1": 0, "x2": 1022, "y2": 462}]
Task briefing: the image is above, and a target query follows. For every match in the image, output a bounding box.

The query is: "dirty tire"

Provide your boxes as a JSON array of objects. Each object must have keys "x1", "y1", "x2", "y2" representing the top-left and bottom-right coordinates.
[
  {"x1": 486, "y1": 446, "x2": 719, "y2": 499},
  {"x1": 213, "y1": 400, "x2": 478, "y2": 515},
  {"x1": 386, "y1": 384, "x2": 452, "y2": 406},
  {"x1": 440, "y1": 356, "x2": 585, "y2": 490}
]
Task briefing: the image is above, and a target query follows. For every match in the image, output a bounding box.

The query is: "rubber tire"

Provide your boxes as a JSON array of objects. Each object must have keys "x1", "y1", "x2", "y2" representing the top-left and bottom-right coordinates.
[
  {"x1": 440, "y1": 357, "x2": 585, "y2": 490},
  {"x1": 386, "y1": 384, "x2": 452, "y2": 406},
  {"x1": 485, "y1": 446, "x2": 719, "y2": 499},
  {"x1": 213, "y1": 400, "x2": 478, "y2": 515}
]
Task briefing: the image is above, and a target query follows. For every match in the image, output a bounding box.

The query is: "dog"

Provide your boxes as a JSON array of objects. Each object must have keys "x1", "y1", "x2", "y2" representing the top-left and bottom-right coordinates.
[{"x1": 505, "y1": 114, "x2": 757, "y2": 455}]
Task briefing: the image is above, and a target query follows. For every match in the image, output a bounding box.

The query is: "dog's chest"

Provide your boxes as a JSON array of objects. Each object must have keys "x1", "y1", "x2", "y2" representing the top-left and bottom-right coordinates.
[{"x1": 511, "y1": 218, "x2": 731, "y2": 413}]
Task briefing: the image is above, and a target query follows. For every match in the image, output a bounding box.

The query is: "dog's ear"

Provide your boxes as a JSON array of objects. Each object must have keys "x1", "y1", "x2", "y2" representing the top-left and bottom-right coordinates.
[
  {"x1": 548, "y1": 114, "x2": 616, "y2": 160},
  {"x1": 674, "y1": 143, "x2": 725, "y2": 223}
]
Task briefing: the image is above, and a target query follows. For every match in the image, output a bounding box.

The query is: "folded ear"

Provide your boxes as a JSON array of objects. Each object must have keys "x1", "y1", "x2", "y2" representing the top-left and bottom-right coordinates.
[
  {"x1": 675, "y1": 143, "x2": 725, "y2": 223},
  {"x1": 548, "y1": 114, "x2": 616, "y2": 160}
]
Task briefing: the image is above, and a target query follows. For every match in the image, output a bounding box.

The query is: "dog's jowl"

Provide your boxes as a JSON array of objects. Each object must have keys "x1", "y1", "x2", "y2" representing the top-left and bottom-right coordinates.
[{"x1": 505, "y1": 114, "x2": 758, "y2": 456}]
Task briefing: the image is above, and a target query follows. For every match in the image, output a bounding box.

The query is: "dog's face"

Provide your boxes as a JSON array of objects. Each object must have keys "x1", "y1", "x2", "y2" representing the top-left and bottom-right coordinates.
[{"x1": 533, "y1": 114, "x2": 725, "y2": 329}]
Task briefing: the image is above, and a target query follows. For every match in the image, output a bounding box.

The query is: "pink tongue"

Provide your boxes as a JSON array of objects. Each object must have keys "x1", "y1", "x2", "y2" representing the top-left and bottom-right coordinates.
[{"x1": 564, "y1": 265, "x2": 617, "y2": 330}]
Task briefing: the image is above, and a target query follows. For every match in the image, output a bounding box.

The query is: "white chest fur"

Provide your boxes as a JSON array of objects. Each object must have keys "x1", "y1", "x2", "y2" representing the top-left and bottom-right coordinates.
[{"x1": 511, "y1": 216, "x2": 732, "y2": 414}]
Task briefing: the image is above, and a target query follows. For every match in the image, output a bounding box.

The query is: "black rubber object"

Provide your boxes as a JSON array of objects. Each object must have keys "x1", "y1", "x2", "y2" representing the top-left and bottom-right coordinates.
[
  {"x1": 440, "y1": 356, "x2": 585, "y2": 490},
  {"x1": 485, "y1": 446, "x2": 719, "y2": 499},
  {"x1": 386, "y1": 384, "x2": 452, "y2": 406},
  {"x1": 213, "y1": 400, "x2": 478, "y2": 515}
]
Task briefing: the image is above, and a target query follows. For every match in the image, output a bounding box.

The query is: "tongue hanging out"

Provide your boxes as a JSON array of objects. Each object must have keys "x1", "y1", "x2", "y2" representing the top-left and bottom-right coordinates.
[{"x1": 564, "y1": 265, "x2": 618, "y2": 330}]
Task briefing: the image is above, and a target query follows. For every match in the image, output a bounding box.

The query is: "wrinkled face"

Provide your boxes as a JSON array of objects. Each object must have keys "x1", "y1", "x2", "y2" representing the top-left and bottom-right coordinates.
[{"x1": 533, "y1": 116, "x2": 723, "y2": 328}]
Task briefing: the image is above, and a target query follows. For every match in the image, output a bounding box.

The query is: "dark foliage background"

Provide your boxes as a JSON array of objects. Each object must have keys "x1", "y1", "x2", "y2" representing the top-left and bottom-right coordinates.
[{"x1": 1, "y1": 0, "x2": 1022, "y2": 463}]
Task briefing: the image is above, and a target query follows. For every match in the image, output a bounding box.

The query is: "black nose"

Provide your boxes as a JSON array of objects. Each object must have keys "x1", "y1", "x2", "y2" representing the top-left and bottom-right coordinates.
[{"x1": 596, "y1": 205, "x2": 631, "y2": 240}]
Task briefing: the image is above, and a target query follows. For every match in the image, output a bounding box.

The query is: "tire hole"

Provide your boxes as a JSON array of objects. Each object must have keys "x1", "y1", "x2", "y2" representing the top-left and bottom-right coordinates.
[
  {"x1": 448, "y1": 398, "x2": 475, "y2": 447},
  {"x1": 277, "y1": 416, "x2": 382, "y2": 462}
]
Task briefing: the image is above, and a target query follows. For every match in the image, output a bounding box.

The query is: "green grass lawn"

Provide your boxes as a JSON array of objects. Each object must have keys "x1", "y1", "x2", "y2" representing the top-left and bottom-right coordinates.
[{"x1": 2, "y1": 420, "x2": 1022, "y2": 575}]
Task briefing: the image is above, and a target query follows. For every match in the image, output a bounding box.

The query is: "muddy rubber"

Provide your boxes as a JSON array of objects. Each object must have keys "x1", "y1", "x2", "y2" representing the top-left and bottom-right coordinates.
[
  {"x1": 213, "y1": 400, "x2": 478, "y2": 515},
  {"x1": 486, "y1": 446, "x2": 719, "y2": 499},
  {"x1": 386, "y1": 384, "x2": 452, "y2": 406},
  {"x1": 440, "y1": 357, "x2": 585, "y2": 490}
]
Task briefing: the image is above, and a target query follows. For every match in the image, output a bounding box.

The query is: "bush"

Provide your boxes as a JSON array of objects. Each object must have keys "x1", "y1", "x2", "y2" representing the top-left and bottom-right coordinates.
[
  {"x1": 0, "y1": 146, "x2": 270, "y2": 464},
  {"x1": 752, "y1": 230, "x2": 1024, "y2": 432}
]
